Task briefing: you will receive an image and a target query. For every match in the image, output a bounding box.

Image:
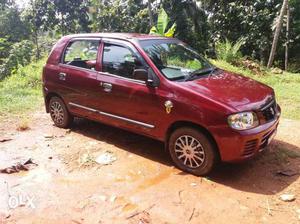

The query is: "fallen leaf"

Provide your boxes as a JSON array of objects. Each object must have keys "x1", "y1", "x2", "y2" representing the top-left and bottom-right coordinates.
[
  {"x1": 0, "y1": 138, "x2": 12, "y2": 143},
  {"x1": 0, "y1": 158, "x2": 38, "y2": 174}
]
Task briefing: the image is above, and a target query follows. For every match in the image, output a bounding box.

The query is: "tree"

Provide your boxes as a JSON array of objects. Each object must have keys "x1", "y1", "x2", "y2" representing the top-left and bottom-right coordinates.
[
  {"x1": 24, "y1": 0, "x2": 50, "y2": 60},
  {"x1": 0, "y1": 0, "x2": 14, "y2": 10},
  {"x1": 285, "y1": 0, "x2": 300, "y2": 72},
  {"x1": 285, "y1": 2, "x2": 290, "y2": 70},
  {"x1": 267, "y1": 0, "x2": 289, "y2": 68},
  {"x1": 0, "y1": 1, "x2": 30, "y2": 63},
  {"x1": 0, "y1": 7, "x2": 29, "y2": 43},
  {"x1": 149, "y1": 7, "x2": 176, "y2": 37},
  {"x1": 25, "y1": 0, "x2": 91, "y2": 36},
  {"x1": 202, "y1": 0, "x2": 283, "y2": 64},
  {"x1": 89, "y1": 0, "x2": 150, "y2": 33},
  {"x1": 52, "y1": 0, "x2": 90, "y2": 35},
  {"x1": 147, "y1": 0, "x2": 153, "y2": 26},
  {"x1": 161, "y1": 0, "x2": 209, "y2": 53}
]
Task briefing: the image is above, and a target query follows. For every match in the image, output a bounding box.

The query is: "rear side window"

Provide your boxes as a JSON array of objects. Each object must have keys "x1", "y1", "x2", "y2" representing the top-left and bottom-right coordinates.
[
  {"x1": 63, "y1": 39, "x2": 100, "y2": 70},
  {"x1": 102, "y1": 43, "x2": 144, "y2": 79}
]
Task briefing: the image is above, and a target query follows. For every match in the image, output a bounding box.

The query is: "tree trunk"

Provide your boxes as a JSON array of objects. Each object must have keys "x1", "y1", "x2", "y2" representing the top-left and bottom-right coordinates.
[
  {"x1": 147, "y1": 0, "x2": 154, "y2": 27},
  {"x1": 34, "y1": 29, "x2": 40, "y2": 61},
  {"x1": 60, "y1": 13, "x2": 65, "y2": 35},
  {"x1": 285, "y1": 3, "x2": 290, "y2": 71},
  {"x1": 267, "y1": 0, "x2": 289, "y2": 68}
]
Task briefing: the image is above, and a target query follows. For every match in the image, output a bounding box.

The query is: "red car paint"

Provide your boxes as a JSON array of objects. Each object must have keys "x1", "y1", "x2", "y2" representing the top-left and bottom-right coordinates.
[{"x1": 42, "y1": 33, "x2": 280, "y2": 162}]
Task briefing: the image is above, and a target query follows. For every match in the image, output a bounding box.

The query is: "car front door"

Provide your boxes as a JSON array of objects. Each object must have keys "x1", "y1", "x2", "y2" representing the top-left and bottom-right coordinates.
[{"x1": 96, "y1": 39, "x2": 170, "y2": 138}]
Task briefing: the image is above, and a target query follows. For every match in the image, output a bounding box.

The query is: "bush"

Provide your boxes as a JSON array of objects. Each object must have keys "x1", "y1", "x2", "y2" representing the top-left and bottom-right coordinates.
[
  {"x1": 0, "y1": 40, "x2": 34, "y2": 80},
  {"x1": 37, "y1": 35, "x2": 58, "y2": 58},
  {"x1": 288, "y1": 59, "x2": 300, "y2": 73},
  {"x1": 215, "y1": 38, "x2": 245, "y2": 64},
  {"x1": 0, "y1": 37, "x2": 10, "y2": 59},
  {"x1": 0, "y1": 58, "x2": 45, "y2": 116}
]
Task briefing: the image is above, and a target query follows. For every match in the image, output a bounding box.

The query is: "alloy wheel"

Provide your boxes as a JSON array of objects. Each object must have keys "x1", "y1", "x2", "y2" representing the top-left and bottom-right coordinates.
[
  {"x1": 174, "y1": 135, "x2": 205, "y2": 168},
  {"x1": 50, "y1": 101, "x2": 64, "y2": 125}
]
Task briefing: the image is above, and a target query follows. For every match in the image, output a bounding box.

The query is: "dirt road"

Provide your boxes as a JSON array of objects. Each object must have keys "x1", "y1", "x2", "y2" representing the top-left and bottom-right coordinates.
[{"x1": 0, "y1": 109, "x2": 299, "y2": 224}]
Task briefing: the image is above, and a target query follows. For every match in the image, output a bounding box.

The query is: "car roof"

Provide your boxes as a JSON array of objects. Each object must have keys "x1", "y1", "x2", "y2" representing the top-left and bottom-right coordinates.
[{"x1": 65, "y1": 33, "x2": 171, "y2": 41}]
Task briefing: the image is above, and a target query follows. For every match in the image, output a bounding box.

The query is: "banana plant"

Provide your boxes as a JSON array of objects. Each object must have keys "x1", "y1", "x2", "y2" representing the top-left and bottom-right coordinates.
[{"x1": 149, "y1": 7, "x2": 176, "y2": 37}]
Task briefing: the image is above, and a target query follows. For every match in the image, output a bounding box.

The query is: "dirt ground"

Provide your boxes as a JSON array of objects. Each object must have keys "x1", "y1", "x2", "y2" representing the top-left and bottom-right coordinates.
[{"x1": 0, "y1": 109, "x2": 299, "y2": 224}]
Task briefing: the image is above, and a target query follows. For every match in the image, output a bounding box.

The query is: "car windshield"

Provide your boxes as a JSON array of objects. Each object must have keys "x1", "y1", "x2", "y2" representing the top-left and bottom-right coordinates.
[{"x1": 139, "y1": 39, "x2": 213, "y2": 81}]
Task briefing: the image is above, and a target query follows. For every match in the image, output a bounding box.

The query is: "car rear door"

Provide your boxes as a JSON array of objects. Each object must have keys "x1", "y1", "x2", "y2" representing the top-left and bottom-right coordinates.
[
  {"x1": 95, "y1": 39, "x2": 169, "y2": 137},
  {"x1": 57, "y1": 38, "x2": 103, "y2": 119}
]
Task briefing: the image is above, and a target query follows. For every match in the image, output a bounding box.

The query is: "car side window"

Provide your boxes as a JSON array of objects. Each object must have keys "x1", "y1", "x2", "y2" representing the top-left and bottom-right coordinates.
[
  {"x1": 102, "y1": 43, "x2": 145, "y2": 80},
  {"x1": 63, "y1": 39, "x2": 100, "y2": 70}
]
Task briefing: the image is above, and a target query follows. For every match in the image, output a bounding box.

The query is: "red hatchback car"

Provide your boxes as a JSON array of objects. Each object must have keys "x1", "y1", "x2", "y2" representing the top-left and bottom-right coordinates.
[{"x1": 42, "y1": 33, "x2": 280, "y2": 175}]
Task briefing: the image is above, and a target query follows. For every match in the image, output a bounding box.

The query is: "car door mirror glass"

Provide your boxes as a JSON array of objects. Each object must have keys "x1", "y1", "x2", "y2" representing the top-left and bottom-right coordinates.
[{"x1": 132, "y1": 69, "x2": 148, "y2": 82}]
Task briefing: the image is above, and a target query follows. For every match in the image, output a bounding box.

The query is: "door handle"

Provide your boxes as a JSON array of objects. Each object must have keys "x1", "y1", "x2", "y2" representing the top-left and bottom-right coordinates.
[
  {"x1": 100, "y1": 82, "x2": 112, "y2": 92},
  {"x1": 58, "y1": 72, "x2": 66, "y2": 81}
]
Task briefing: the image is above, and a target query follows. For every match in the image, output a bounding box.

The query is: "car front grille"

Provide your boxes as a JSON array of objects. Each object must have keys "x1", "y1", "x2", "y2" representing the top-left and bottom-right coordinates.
[
  {"x1": 261, "y1": 100, "x2": 277, "y2": 122},
  {"x1": 259, "y1": 129, "x2": 275, "y2": 149},
  {"x1": 242, "y1": 139, "x2": 258, "y2": 156}
]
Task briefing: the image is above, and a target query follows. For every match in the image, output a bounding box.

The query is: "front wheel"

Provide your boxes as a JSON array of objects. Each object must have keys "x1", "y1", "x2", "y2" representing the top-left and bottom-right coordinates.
[
  {"x1": 49, "y1": 97, "x2": 73, "y2": 128},
  {"x1": 168, "y1": 127, "x2": 218, "y2": 176}
]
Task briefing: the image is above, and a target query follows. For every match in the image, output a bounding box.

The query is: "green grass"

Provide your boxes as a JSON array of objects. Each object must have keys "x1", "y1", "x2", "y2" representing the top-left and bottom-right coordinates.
[
  {"x1": 212, "y1": 60, "x2": 300, "y2": 120},
  {"x1": 0, "y1": 58, "x2": 45, "y2": 119}
]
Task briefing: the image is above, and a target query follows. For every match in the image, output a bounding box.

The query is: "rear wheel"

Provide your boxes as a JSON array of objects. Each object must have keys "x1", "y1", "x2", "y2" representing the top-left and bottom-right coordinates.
[
  {"x1": 168, "y1": 127, "x2": 217, "y2": 176},
  {"x1": 49, "y1": 97, "x2": 73, "y2": 128}
]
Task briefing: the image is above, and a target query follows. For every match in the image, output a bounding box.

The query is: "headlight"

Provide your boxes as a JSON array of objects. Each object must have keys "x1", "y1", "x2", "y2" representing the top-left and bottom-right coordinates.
[{"x1": 228, "y1": 112, "x2": 259, "y2": 130}]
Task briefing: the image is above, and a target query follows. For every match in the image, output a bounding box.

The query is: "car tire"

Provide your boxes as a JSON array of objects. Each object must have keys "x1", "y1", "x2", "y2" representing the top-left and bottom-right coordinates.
[
  {"x1": 168, "y1": 127, "x2": 217, "y2": 176},
  {"x1": 49, "y1": 97, "x2": 73, "y2": 128}
]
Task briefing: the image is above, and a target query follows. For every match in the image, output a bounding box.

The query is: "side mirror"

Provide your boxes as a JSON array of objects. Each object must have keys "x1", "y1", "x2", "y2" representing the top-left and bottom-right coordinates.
[
  {"x1": 132, "y1": 69, "x2": 148, "y2": 82},
  {"x1": 132, "y1": 68, "x2": 160, "y2": 87},
  {"x1": 147, "y1": 68, "x2": 160, "y2": 87}
]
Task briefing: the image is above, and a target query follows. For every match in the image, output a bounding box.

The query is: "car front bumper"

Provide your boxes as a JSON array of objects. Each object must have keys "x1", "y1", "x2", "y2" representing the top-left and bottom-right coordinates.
[{"x1": 211, "y1": 111, "x2": 280, "y2": 162}]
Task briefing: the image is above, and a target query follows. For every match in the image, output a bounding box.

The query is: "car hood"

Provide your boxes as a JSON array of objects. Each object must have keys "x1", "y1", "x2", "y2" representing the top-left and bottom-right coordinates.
[{"x1": 180, "y1": 70, "x2": 274, "y2": 111}]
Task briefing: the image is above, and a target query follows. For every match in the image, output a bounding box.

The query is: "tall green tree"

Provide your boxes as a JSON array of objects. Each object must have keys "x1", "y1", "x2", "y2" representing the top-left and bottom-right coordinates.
[
  {"x1": 0, "y1": 7, "x2": 29, "y2": 43},
  {"x1": 89, "y1": 0, "x2": 150, "y2": 33},
  {"x1": 267, "y1": 0, "x2": 289, "y2": 68},
  {"x1": 0, "y1": 0, "x2": 14, "y2": 10},
  {"x1": 287, "y1": 0, "x2": 300, "y2": 71},
  {"x1": 24, "y1": 0, "x2": 53, "y2": 59},
  {"x1": 25, "y1": 0, "x2": 91, "y2": 36},
  {"x1": 52, "y1": 0, "x2": 91, "y2": 34},
  {"x1": 202, "y1": 0, "x2": 283, "y2": 64},
  {"x1": 161, "y1": 0, "x2": 209, "y2": 53}
]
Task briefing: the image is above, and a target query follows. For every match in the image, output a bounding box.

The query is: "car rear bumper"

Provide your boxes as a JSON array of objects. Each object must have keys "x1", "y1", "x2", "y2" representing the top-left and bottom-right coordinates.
[
  {"x1": 211, "y1": 114, "x2": 280, "y2": 162},
  {"x1": 42, "y1": 85, "x2": 50, "y2": 113}
]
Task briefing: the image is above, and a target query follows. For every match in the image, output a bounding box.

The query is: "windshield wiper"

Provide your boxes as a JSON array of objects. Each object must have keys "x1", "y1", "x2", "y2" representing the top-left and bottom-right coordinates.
[{"x1": 184, "y1": 67, "x2": 217, "y2": 81}]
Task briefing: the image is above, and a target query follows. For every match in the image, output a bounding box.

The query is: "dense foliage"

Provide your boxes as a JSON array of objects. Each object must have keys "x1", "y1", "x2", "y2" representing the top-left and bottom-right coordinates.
[
  {"x1": 215, "y1": 38, "x2": 245, "y2": 64},
  {"x1": 0, "y1": 0, "x2": 300, "y2": 80},
  {"x1": 0, "y1": 58, "x2": 45, "y2": 116}
]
